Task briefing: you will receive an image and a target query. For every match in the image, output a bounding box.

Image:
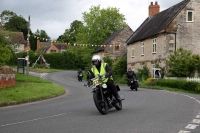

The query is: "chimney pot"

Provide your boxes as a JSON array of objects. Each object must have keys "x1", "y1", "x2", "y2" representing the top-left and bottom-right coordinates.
[{"x1": 149, "y1": 1, "x2": 160, "y2": 17}]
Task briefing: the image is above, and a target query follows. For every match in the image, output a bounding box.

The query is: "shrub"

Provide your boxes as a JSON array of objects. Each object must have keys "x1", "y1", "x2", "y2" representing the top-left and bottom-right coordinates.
[{"x1": 154, "y1": 79, "x2": 199, "y2": 91}]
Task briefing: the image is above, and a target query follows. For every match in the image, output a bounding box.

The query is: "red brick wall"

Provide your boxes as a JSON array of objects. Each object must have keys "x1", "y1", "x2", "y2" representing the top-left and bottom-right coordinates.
[{"x1": 0, "y1": 66, "x2": 16, "y2": 89}]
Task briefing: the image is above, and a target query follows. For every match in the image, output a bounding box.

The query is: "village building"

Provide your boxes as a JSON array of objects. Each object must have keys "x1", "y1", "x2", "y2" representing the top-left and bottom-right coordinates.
[
  {"x1": 126, "y1": 0, "x2": 200, "y2": 77},
  {"x1": 93, "y1": 25, "x2": 134, "y2": 61},
  {"x1": 36, "y1": 40, "x2": 67, "y2": 53},
  {"x1": 0, "y1": 22, "x2": 28, "y2": 53}
]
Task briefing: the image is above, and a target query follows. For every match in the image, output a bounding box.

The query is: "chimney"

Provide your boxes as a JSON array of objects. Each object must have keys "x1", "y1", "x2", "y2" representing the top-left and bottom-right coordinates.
[{"x1": 149, "y1": 1, "x2": 160, "y2": 17}]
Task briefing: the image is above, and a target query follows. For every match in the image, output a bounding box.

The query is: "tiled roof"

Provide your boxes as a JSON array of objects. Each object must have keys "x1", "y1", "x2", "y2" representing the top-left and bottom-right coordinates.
[
  {"x1": 127, "y1": 0, "x2": 189, "y2": 44},
  {"x1": 0, "y1": 30, "x2": 27, "y2": 44},
  {"x1": 93, "y1": 27, "x2": 125, "y2": 54}
]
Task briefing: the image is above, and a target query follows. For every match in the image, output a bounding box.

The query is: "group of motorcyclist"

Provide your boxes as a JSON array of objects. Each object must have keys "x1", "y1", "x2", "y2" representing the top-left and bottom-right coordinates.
[{"x1": 78, "y1": 55, "x2": 138, "y2": 102}]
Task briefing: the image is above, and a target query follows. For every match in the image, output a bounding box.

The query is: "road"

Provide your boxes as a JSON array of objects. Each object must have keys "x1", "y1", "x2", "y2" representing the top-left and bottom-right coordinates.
[{"x1": 0, "y1": 70, "x2": 200, "y2": 133}]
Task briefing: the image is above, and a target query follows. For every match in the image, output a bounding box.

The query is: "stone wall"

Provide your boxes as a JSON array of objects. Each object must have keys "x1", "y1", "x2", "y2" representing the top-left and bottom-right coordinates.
[{"x1": 0, "y1": 66, "x2": 16, "y2": 88}]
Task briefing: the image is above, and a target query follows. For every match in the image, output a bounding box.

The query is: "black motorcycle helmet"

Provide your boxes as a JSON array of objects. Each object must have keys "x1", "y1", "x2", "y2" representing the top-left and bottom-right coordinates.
[{"x1": 91, "y1": 55, "x2": 102, "y2": 67}]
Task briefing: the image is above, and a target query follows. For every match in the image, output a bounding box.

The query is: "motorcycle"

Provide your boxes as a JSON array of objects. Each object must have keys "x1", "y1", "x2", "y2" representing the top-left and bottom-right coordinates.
[
  {"x1": 130, "y1": 78, "x2": 138, "y2": 91},
  {"x1": 78, "y1": 73, "x2": 83, "y2": 82},
  {"x1": 90, "y1": 74, "x2": 122, "y2": 115}
]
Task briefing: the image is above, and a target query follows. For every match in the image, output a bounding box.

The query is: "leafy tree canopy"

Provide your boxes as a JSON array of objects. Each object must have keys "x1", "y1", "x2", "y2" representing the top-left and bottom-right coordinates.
[
  {"x1": 0, "y1": 10, "x2": 29, "y2": 39},
  {"x1": 35, "y1": 29, "x2": 50, "y2": 40},
  {"x1": 76, "y1": 5, "x2": 127, "y2": 44},
  {"x1": 57, "y1": 20, "x2": 83, "y2": 44},
  {"x1": 0, "y1": 33, "x2": 12, "y2": 66}
]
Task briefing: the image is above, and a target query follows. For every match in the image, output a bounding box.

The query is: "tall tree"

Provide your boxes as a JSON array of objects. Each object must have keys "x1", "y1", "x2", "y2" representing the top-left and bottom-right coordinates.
[
  {"x1": 0, "y1": 33, "x2": 12, "y2": 66},
  {"x1": 57, "y1": 20, "x2": 83, "y2": 44},
  {"x1": 35, "y1": 29, "x2": 50, "y2": 41},
  {"x1": 0, "y1": 10, "x2": 28, "y2": 39},
  {"x1": 76, "y1": 5, "x2": 127, "y2": 44}
]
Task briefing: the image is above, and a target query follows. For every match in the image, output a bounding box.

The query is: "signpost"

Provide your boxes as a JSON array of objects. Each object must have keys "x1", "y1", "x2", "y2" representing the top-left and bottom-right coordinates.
[{"x1": 26, "y1": 15, "x2": 30, "y2": 76}]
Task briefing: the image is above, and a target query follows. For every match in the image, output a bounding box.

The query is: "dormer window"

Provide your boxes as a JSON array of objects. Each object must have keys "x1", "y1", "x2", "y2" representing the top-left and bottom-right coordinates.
[{"x1": 186, "y1": 10, "x2": 194, "y2": 22}]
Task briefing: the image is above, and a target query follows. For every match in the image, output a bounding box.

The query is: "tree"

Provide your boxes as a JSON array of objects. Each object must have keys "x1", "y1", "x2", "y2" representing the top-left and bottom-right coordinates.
[
  {"x1": 57, "y1": 20, "x2": 83, "y2": 44},
  {"x1": 103, "y1": 56, "x2": 114, "y2": 68},
  {"x1": 76, "y1": 5, "x2": 126, "y2": 44},
  {"x1": 35, "y1": 29, "x2": 50, "y2": 41},
  {"x1": 0, "y1": 33, "x2": 12, "y2": 66},
  {"x1": 66, "y1": 46, "x2": 95, "y2": 68},
  {"x1": 0, "y1": 10, "x2": 29, "y2": 39},
  {"x1": 112, "y1": 57, "x2": 127, "y2": 76},
  {"x1": 168, "y1": 47, "x2": 199, "y2": 77}
]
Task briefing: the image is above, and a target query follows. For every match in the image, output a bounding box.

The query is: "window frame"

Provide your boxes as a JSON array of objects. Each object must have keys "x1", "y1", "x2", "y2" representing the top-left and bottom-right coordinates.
[
  {"x1": 131, "y1": 45, "x2": 134, "y2": 57},
  {"x1": 186, "y1": 10, "x2": 194, "y2": 22},
  {"x1": 141, "y1": 42, "x2": 144, "y2": 55},
  {"x1": 152, "y1": 38, "x2": 156, "y2": 53},
  {"x1": 115, "y1": 43, "x2": 120, "y2": 51}
]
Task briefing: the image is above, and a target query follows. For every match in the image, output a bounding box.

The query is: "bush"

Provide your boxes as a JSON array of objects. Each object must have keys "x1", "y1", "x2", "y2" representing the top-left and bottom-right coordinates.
[{"x1": 154, "y1": 79, "x2": 199, "y2": 91}]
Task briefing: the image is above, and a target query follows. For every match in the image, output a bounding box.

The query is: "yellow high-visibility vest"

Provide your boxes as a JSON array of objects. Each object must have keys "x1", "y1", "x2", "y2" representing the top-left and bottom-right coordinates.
[{"x1": 91, "y1": 63, "x2": 113, "y2": 82}]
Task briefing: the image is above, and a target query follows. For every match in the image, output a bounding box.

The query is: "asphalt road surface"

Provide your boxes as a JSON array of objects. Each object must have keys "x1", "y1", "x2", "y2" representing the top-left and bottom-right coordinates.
[{"x1": 0, "y1": 70, "x2": 200, "y2": 133}]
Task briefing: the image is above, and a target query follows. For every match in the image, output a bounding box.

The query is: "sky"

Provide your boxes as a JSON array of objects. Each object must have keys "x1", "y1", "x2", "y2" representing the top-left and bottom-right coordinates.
[{"x1": 0, "y1": 0, "x2": 183, "y2": 40}]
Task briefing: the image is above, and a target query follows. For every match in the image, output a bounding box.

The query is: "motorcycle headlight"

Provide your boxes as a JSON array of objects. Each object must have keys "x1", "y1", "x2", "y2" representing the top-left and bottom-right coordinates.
[{"x1": 102, "y1": 84, "x2": 107, "y2": 88}]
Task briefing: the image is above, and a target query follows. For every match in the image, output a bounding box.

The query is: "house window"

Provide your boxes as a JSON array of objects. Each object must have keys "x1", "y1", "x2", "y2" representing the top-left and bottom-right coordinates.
[
  {"x1": 115, "y1": 43, "x2": 120, "y2": 51},
  {"x1": 141, "y1": 42, "x2": 144, "y2": 55},
  {"x1": 51, "y1": 50, "x2": 56, "y2": 52},
  {"x1": 186, "y1": 10, "x2": 194, "y2": 22},
  {"x1": 131, "y1": 66, "x2": 134, "y2": 71},
  {"x1": 141, "y1": 65, "x2": 144, "y2": 69},
  {"x1": 152, "y1": 38, "x2": 156, "y2": 53},
  {"x1": 132, "y1": 46, "x2": 134, "y2": 57}
]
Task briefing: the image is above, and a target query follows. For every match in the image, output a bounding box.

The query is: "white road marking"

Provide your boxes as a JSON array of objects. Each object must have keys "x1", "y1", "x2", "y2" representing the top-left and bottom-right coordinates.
[
  {"x1": 162, "y1": 90, "x2": 200, "y2": 133},
  {"x1": 40, "y1": 73, "x2": 48, "y2": 78},
  {"x1": 191, "y1": 119, "x2": 200, "y2": 124},
  {"x1": 178, "y1": 130, "x2": 191, "y2": 133},
  {"x1": 196, "y1": 115, "x2": 200, "y2": 118},
  {"x1": 1, "y1": 112, "x2": 71, "y2": 127},
  {"x1": 185, "y1": 124, "x2": 199, "y2": 129}
]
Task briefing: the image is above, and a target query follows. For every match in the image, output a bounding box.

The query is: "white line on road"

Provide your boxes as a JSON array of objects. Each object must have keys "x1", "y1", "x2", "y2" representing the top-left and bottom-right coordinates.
[
  {"x1": 185, "y1": 124, "x2": 199, "y2": 129},
  {"x1": 1, "y1": 112, "x2": 71, "y2": 127}
]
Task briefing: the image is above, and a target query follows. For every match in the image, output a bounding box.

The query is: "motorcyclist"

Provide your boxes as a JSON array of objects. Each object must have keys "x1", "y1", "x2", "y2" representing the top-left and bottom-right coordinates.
[
  {"x1": 126, "y1": 67, "x2": 137, "y2": 86},
  {"x1": 89, "y1": 55, "x2": 121, "y2": 102},
  {"x1": 77, "y1": 68, "x2": 83, "y2": 80}
]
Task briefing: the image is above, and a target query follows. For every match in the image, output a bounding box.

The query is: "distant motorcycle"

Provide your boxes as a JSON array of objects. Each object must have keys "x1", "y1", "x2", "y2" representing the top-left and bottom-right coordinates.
[
  {"x1": 78, "y1": 73, "x2": 83, "y2": 82},
  {"x1": 129, "y1": 78, "x2": 138, "y2": 91},
  {"x1": 90, "y1": 74, "x2": 122, "y2": 115}
]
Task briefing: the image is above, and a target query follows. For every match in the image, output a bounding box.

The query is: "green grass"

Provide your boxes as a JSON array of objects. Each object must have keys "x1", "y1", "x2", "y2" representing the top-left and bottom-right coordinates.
[
  {"x1": 0, "y1": 73, "x2": 66, "y2": 107},
  {"x1": 29, "y1": 67, "x2": 63, "y2": 73}
]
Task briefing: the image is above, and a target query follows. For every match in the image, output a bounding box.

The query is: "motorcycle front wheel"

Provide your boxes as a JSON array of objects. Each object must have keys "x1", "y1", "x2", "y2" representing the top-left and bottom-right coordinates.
[{"x1": 93, "y1": 91, "x2": 108, "y2": 115}]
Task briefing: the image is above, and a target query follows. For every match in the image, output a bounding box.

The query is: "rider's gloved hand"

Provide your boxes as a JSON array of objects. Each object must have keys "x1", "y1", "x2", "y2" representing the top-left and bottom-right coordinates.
[{"x1": 105, "y1": 73, "x2": 110, "y2": 78}]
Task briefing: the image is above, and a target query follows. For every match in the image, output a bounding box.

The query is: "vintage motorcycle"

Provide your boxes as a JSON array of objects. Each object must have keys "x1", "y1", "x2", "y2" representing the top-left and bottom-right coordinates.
[
  {"x1": 90, "y1": 74, "x2": 122, "y2": 115},
  {"x1": 129, "y1": 78, "x2": 139, "y2": 91},
  {"x1": 78, "y1": 73, "x2": 83, "y2": 82}
]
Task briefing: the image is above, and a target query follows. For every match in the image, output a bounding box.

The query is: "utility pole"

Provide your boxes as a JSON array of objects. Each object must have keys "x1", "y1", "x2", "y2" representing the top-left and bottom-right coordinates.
[{"x1": 26, "y1": 15, "x2": 30, "y2": 76}]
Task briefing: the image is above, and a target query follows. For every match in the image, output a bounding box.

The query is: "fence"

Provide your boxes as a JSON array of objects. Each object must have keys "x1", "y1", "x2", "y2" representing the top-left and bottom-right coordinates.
[
  {"x1": 186, "y1": 77, "x2": 200, "y2": 83},
  {"x1": 165, "y1": 77, "x2": 200, "y2": 83}
]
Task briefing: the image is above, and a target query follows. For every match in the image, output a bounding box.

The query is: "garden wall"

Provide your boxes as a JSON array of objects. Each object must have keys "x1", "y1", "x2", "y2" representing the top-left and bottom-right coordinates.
[{"x1": 0, "y1": 66, "x2": 16, "y2": 88}]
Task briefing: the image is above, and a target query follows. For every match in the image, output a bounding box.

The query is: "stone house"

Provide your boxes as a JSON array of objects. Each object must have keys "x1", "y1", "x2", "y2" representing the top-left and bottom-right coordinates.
[
  {"x1": 126, "y1": 0, "x2": 200, "y2": 77},
  {"x1": 36, "y1": 40, "x2": 67, "y2": 53},
  {"x1": 0, "y1": 22, "x2": 28, "y2": 53},
  {"x1": 93, "y1": 25, "x2": 134, "y2": 61}
]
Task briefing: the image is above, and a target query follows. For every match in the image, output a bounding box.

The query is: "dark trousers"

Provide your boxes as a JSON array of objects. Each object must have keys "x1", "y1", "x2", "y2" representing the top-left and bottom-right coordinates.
[{"x1": 106, "y1": 79, "x2": 119, "y2": 98}]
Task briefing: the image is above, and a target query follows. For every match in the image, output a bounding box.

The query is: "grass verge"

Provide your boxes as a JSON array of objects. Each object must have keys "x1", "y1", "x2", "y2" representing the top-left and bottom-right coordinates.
[{"x1": 0, "y1": 73, "x2": 66, "y2": 107}]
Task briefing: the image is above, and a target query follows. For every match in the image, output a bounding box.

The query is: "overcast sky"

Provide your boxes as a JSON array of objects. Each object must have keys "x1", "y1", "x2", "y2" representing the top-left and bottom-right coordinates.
[{"x1": 0, "y1": 0, "x2": 183, "y2": 40}]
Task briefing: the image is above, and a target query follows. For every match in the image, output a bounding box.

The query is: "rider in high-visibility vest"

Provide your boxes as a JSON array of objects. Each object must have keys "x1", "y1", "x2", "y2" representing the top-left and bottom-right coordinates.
[{"x1": 89, "y1": 55, "x2": 121, "y2": 102}]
